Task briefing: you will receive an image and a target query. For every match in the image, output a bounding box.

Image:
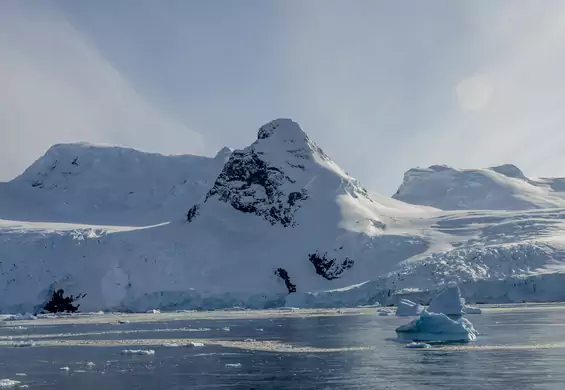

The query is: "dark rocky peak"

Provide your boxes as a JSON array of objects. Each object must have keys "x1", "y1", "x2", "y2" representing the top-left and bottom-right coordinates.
[
  {"x1": 187, "y1": 119, "x2": 333, "y2": 227},
  {"x1": 186, "y1": 118, "x2": 372, "y2": 227}
]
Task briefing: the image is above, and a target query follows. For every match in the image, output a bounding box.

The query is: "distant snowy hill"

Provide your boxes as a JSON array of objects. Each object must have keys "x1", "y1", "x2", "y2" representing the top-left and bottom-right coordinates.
[
  {"x1": 0, "y1": 143, "x2": 231, "y2": 225},
  {"x1": 393, "y1": 164, "x2": 565, "y2": 210},
  {"x1": 3, "y1": 119, "x2": 565, "y2": 313}
]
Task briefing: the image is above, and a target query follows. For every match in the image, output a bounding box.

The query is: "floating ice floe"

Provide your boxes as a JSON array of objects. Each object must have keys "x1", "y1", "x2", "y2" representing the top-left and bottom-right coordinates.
[
  {"x1": 463, "y1": 305, "x2": 482, "y2": 314},
  {"x1": 0, "y1": 379, "x2": 21, "y2": 388},
  {"x1": 121, "y1": 349, "x2": 155, "y2": 356},
  {"x1": 405, "y1": 342, "x2": 431, "y2": 349},
  {"x1": 225, "y1": 363, "x2": 242, "y2": 368},
  {"x1": 376, "y1": 308, "x2": 394, "y2": 316},
  {"x1": 60, "y1": 367, "x2": 70, "y2": 372},
  {"x1": 396, "y1": 299, "x2": 424, "y2": 317},
  {"x1": 86, "y1": 362, "x2": 96, "y2": 368},
  {"x1": 146, "y1": 309, "x2": 161, "y2": 314},
  {"x1": 427, "y1": 285, "x2": 465, "y2": 316},
  {"x1": 278, "y1": 307, "x2": 299, "y2": 312},
  {"x1": 4, "y1": 313, "x2": 37, "y2": 321},
  {"x1": 395, "y1": 310, "x2": 479, "y2": 342},
  {"x1": 161, "y1": 342, "x2": 204, "y2": 348},
  {"x1": 12, "y1": 341, "x2": 36, "y2": 348}
]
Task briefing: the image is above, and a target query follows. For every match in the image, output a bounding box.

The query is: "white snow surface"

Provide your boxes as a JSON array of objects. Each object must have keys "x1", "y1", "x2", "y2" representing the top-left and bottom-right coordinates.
[
  {"x1": 0, "y1": 142, "x2": 230, "y2": 226},
  {"x1": 395, "y1": 299, "x2": 423, "y2": 317},
  {"x1": 4, "y1": 118, "x2": 565, "y2": 312},
  {"x1": 396, "y1": 310, "x2": 479, "y2": 342},
  {"x1": 393, "y1": 164, "x2": 565, "y2": 210},
  {"x1": 427, "y1": 285, "x2": 465, "y2": 316}
]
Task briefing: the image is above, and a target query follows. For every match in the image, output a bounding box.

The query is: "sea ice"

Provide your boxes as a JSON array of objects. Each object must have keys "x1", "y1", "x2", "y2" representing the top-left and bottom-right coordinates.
[
  {"x1": 427, "y1": 285, "x2": 465, "y2": 316},
  {"x1": 464, "y1": 305, "x2": 482, "y2": 314},
  {"x1": 121, "y1": 349, "x2": 155, "y2": 356},
  {"x1": 395, "y1": 310, "x2": 479, "y2": 342},
  {"x1": 376, "y1": 308, "x2": 394, "y2": 316},
  {"x1": 405, "y1": 342, "x2": 431, "y2": 349},
  {"x1": 0, "y1": 379, "x2": 21, "y2": 388},
  {"x1": 162, "y1": 342, "x2": 204, "y2": 348},
  {"x1": 396, "y1": 299, "x2": 424, "y2": 316},
  {"x1": 225, "y1": 363, "x2": 242, "y2": 368},
  {"x1": 59, "y1": 367, "x2": 70, "y2": 372},
  {"x1": 4, "y1": 313, "x2": 37, "y2": 321},
  {"x1": 12, "y1": 341, "x2": 36, "y2": 348}
]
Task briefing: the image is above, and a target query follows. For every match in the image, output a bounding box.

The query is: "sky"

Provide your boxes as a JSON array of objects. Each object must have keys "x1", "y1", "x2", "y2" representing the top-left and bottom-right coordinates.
[{"x1": 2, "y1": 0, "x2": 565, "y2": 195}]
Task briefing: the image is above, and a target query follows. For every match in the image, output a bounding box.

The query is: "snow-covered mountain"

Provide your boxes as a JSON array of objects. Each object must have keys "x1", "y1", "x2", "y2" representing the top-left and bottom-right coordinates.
[
  {"x1": 3, "y1": 118, "x2": 565, "y2": 313},
  {"x1": 0, "y1": 143, "x2": 231, "y2": 225},
  {"x1": 393, "y1": 164, "x2": 565, "y2": 210}
]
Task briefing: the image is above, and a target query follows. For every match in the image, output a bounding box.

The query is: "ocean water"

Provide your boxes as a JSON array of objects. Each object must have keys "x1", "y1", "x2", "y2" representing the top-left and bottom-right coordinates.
[{"x1": 1, "y1": 306, "x2": 565, "y2": 389}]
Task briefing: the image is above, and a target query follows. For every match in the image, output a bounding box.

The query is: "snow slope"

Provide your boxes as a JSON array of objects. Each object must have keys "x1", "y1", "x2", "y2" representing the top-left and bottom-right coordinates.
[
  {"x1": 4, "y1": 118, "x2": 565, "y2": 312},
  {"x1": 0, "y1": 143, "x2": 231, "y2": 226},
  {"x1": 393, "y1": 164, "x2": 565, "y2": 210}
]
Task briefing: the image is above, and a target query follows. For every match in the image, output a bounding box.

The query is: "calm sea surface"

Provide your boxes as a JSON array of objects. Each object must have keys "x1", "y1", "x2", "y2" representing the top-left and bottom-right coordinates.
[{"x1": 1, "y1": 306, "x2": 564, "y2": 389}]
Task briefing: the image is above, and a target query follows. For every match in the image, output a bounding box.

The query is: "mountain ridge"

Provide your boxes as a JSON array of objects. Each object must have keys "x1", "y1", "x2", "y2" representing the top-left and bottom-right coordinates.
[
  {"x1": 3, "y1": 119, "x2": 565, "y2": 312},
  {"x1": 393, "y1": 163, "x2": 565, "y2": 210}
]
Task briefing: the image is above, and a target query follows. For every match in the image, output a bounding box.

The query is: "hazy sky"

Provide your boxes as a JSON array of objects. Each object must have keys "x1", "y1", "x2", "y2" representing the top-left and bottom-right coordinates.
[{"x1": 2, "y1": 1, "x2": 565, "y2": 194}]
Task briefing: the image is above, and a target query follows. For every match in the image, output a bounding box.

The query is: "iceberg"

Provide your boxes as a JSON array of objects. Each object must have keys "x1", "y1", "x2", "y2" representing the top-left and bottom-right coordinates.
[
  {"x1": 427, "y1": 285, "x2": 465, "y2": 316},
  {"x1": 395, "y1": 299, "x2": 423, "y2": 316},
  {"x1": 395, "y1": 310, "x2": 479, "y2": 342}
]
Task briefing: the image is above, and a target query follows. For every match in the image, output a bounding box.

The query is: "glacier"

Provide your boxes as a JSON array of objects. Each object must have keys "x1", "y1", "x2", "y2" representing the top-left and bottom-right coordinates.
[{"x1": 3, "y1": 118, "x2": 565, "y2": 312}]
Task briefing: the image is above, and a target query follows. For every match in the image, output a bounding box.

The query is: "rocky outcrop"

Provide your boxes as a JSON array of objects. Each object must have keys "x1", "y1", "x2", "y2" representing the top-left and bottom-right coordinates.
[
  {"x1": 308, "y1": 251, "x2": 354, "y2": 280},
  {"x1": 204, "y1": 150, "x2": 309, "y2": 227},
  {"x1": 274, "y1": 268, "x2": 297, "y2": 293}
]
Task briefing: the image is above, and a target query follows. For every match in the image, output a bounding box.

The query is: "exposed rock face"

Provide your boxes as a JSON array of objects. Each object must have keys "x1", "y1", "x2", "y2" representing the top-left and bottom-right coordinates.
[
  {"x1": 186, "y1": 204, "x2": 200, "y2": 222},
  {"x1": 187, "y1": 119, "x2": 326, "y2": 227},
  {"x1": 274, "y1": 268, "x2": 297, "y2": 293},
  {"x1": 43, "y1": 289, "x2": 86, "y2": 313},
  {"x1": 204, "y1": 149, "x2": 309, "y2": 227},
  {"x1": 308, "y1": 251, "x2": 354, "y2": 280}
]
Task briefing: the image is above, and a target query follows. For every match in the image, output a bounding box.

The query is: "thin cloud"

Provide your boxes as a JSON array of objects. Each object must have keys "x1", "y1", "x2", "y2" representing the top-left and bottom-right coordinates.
[{"x1": 0, "y1": 1, "x2": 204, "y2": 181}]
